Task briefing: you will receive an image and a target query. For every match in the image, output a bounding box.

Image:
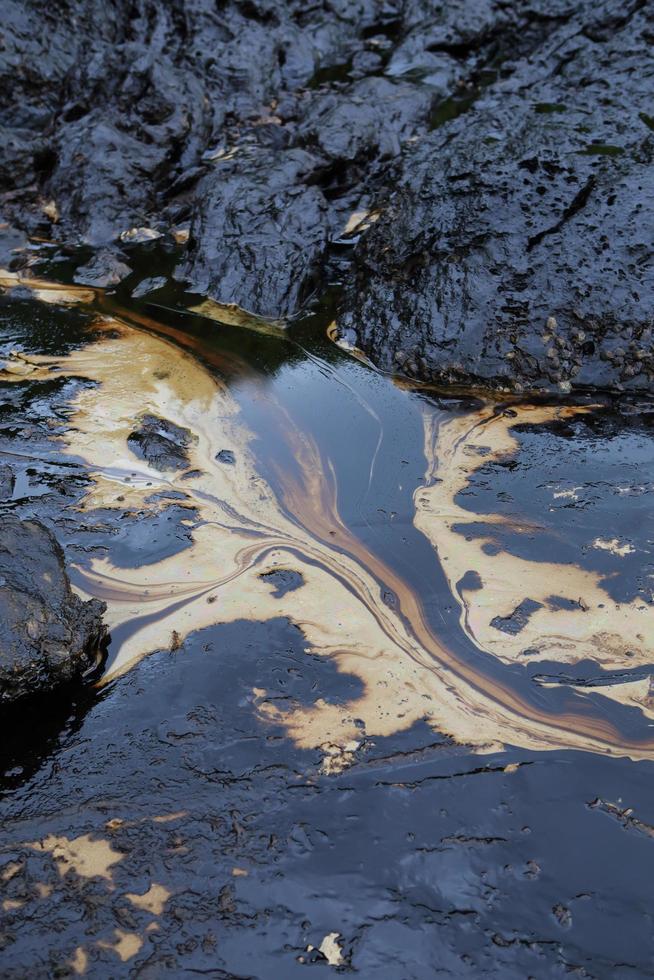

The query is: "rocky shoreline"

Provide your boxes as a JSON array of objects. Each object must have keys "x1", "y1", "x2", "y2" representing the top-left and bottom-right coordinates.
[{"x1": 3, "y1": 0, "x2": 652, "y2": 393}]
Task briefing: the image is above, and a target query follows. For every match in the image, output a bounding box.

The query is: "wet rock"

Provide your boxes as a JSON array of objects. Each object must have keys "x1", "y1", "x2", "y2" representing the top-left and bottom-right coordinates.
[
  {"x1": 0, "y1": 2, "x2": 326, "y2": 294},
  {"x1": 298, "y1": 77, "x2": 433, "y2": 166},
  {"x1": 73, "y1": 249, "x2": 131, "y2": 287},
  {"x1": 341, "y1": 0, "x2": 654, "y2": 394},
  {"x1": 3, "y1": 0, "x2": 654, "y2": 387},
  {"x1": 128, "y1": 414, "x2": 194, "y2": 472},
  {"x1": 177, "y1": 148, "x2": 329, "y2": 318},
  {"x1": 0, "y1": 464, "x2": 15, "y2": 500},
  {"x1": 386, "y1": 43, "x2": 463, "y2": 95},
  {"x1": 131, "y1": 276, "x2": 167, "y2": 299},
  {"x1": 0, "y1": 516, "x2": 106, "y2": 703},
  {"x1": 0, "y1": 0, "x2": 428, "y2": 319}
]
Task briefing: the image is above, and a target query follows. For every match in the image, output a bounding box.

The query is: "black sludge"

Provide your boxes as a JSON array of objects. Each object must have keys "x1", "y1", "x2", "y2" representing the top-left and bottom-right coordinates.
[
  {"x1": 3, "y1": 623, "x2": 654, "y2": 978},
  {"x1": 127, "y1": 414, "x2": 194, "y2": 472}
]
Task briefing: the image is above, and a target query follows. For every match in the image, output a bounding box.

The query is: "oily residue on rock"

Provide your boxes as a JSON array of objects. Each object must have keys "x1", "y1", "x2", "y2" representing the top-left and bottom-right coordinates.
[
  {"x1": 0, "y1": 516, "x2": 106, "y2": 703},
  {"x1": 127, "y1": 414, "x2": 195, "y2": 473},
  {"x1": 340, "y1": 1, "x2": 654, "y2": 394}
]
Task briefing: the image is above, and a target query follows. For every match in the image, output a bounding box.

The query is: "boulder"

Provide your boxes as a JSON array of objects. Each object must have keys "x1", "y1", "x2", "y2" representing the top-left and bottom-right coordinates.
[
  {"x1": 339, "y1": 0, "x2": 654, "y2": 393},
  {"x1": 0, "y1": 516, "x2": 107, "y2": 703}
]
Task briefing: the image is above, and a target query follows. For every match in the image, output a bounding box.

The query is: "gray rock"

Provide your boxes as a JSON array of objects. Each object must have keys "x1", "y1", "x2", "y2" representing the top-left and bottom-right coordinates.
[
  {"x1": 298, "y1": 77, "x2": 434, "y2": 164},
  {"x1": 0, "y1": 0, "x2": 427, "y2": 318},
  {"x1": 177, "y1": 148, "x2": 329, "y2": 318},
  {"x1": 3, "y1": 0, "x2": 654, "y2": 390},
  {"x1": 73, "y1": 249, "x2": 131, "y2": 287},
  {"x1": 340, "y1": 0, "x2": 654, "y2": 394},
  {"x1": 0, "y1": 517, "x2": 107, "y2": 703},
  {"x1": 131, "y1": 276, "x2": 167, "y2": 299}
]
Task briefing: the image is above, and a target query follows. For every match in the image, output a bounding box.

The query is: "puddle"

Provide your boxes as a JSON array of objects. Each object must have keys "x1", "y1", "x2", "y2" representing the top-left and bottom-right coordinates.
[
  {"x1": 1, "y1": 272, "x2": 654, "y2": 761},
  {"x1": 2, "y1": 269, "x2": 654, "y2": 974}
]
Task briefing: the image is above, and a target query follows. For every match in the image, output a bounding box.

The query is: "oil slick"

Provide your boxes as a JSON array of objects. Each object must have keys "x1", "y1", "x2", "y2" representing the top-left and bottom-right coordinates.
[
  {"x1": 20, "y1": 823, "x2": 174, "y2": 972},
  {"x1": 126, "y1": 883, "x2": 171, "y2": 916},
  {"x1": 1, "y1": 274, "x2": 654, "y2": 763},
  {"x1": 29, "y1": 834, "x2": 124, "y2": 882},
  {"x1": 0, "y1": 269, "x2": 95, "y2": 306},
  {"x1": 418, "y1": 404, "x2": 653, "y2": 678}
]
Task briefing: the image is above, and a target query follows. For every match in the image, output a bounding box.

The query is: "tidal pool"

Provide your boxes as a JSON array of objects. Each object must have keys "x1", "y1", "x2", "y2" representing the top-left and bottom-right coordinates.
[{"x1": 1, "y1": 271, "x2": 654, "y2": 976}]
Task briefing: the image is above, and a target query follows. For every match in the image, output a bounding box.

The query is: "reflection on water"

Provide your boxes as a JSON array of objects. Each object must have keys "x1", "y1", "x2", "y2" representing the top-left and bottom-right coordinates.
[{"x1": 1, "y1": 272, "x2": 654, "y2": 763}]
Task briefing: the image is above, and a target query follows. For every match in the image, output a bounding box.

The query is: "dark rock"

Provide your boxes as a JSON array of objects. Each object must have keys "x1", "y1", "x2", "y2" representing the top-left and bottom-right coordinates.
[
  {"x1": 0, "y1": 516, "x2": 106, "y2": 703},
  {"x1": 131, "y1": 276, "x2": 167, "y2": 299},
  {"x1": 0, "y1": 0, "x2": 429, "y2": 318},
  {"x1": 128, "y1": 414, "x2": 195, "y2": 472},
  {"x1": 177, "y1": 148, "x2": 329, "y2": 318},
  {"x1": 385, "y1": 43, "x2": 463, "y2": 95},
  {"x1": 298, "y1": 77, "x2": 433, "y2": 165},
  {"x1": 216, "y1": 449, "x2": 236, "y2": 465},
  {"x1": 3, "y1": 0, "x2": 654, "y2": 391},
  {"x1": 73, "y1": 248, "x2": 131, "y2": 287},
  {"x1": 340, "y1": 0, "x2": 654, "y2": 394}
]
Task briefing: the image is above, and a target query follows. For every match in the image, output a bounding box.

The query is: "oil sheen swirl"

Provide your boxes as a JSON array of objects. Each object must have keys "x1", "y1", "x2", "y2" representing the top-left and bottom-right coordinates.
[{"x1": 2, "y1": 272, "x2": 654, "y2": 762}]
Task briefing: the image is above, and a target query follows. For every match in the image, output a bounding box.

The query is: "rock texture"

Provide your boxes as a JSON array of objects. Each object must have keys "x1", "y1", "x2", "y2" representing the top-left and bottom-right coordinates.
[
  {"x1": 1, "y1": 0, "x2": 428, "y2": 316},
  {"x1": 128, "y1": 414, "x2": 195, "y2": 472},
  {"x1": 340, "y1": 0, "x2": 654, "y2": 393},
  {"x1": 0, "y1": 517, "x2": 106, "y2": 702},
  {"x1": 1, "y1": 0, "x2": 653, "y2": 388}
]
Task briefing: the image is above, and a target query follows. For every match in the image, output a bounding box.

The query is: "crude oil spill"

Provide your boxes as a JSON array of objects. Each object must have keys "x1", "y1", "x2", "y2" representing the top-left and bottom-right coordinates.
[{"x1": 2, "y1": 274, "x2": 654, "y2": 975}]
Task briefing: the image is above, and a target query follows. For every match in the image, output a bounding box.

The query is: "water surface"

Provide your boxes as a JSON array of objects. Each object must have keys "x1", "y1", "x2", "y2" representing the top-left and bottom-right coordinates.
[{"x1": 1, "y1": 272, "x2": 654, "y2": 976}]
